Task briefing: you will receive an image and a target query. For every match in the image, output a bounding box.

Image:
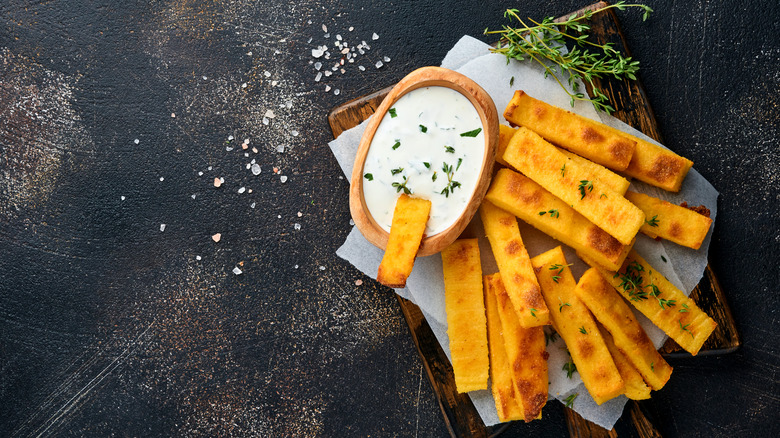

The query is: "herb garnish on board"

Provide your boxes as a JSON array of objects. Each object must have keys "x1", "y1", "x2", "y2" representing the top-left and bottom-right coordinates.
[{"x1": 485, "y1": 2, "x2": 653, "y2": 114}]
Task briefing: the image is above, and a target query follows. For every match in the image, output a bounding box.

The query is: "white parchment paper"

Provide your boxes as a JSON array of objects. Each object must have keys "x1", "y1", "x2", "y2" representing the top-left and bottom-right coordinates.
[{"x1": 330, "y1": 35, "x2": 718, "y2": 429}]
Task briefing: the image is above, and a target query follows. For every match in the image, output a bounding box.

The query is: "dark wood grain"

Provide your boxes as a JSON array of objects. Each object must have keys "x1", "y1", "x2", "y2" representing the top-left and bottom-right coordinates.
[{"x1": 328, "y1": 2, "x2": 740, "y2": 437}]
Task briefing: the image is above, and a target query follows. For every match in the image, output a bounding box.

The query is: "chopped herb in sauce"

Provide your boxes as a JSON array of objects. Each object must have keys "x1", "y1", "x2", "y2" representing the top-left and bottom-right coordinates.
[
  {"x1": 419, "y1": 124, "x2": 427, "y2": 133},
  {"x1": 364, "y1": 173, "x2": 373, "y2": 181},
  {"x1": 460, "y1": 128, "x2": 482, "y2": 137},
  {"x1": 392, "y1": 140, "x2": 401, "y2": 150},
  {"x1": 389, "y1": 108, "x2": 397, "y2": 118}
]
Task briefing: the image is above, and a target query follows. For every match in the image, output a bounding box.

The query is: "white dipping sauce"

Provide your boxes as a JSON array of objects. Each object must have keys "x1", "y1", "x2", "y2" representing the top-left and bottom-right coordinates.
[{"x1": 362, "y1": 86, "x2": 485, "y2": 235}]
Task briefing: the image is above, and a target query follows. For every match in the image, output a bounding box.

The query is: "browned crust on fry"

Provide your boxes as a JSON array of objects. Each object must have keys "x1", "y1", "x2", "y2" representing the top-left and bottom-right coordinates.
[{"x1": 587, "y1": 227, "x2": 624, "y2": 259}]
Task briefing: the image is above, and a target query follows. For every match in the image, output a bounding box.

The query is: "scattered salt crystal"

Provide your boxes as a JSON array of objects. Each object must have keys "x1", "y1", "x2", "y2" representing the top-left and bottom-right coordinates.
[
  {"x1": 294, "y1": 223, "x2": 301, "y2": 231},
  {"x1": 264, "y1": 71, "x2": 271, "y2": 77},
  {"x1": 248, "y1": 189, "x2": 252, "y2": 193},
  {"x1": 228, "y1": 135, "x2": 234, "y2": 141},
  {"x1": 241, "y1": 83, "x2": 247, "y2": 88},
  {"x1": 214, "y1": 177, "x2": 223, "y2": 187},
  {"x1": 349, "y1": 219, "x2": 355, "y2": 226},
  {"x1": 325, "y1": 85, "x2": 331, "y2": 92},
  {"x1": 322, "y1": 24, "x2": 327, "y2": 32},
  {"x1": 311, "y1": 48, "x2": 323, "y2": 58},
  {"x1": 196, "y1": 255, "x2": 202, "y2": 261},
  {"x1": 375, "y1": 61, "x2": 383, "y2": 68},
  {"x1": 314, "y1": 61, "x2": 322, "y2": 70},
  {"x1": 336, "y1": 34, "x2": 342, "y2": 41},
  {"x1": 250, "y1": 202, "x2": 256, "y2": 208},
  {"x1": 349, "y1": 26, "x2": 354, "y2": 31},
  {"x1": 198, "y1": 171, "x2": 203, "y2": 176},
  {"x1": 280, "y1": 175, "x2": 288, "y2": 183},
  {"x1": 243, "y1": 138, "x2": 250, "y2": 144},
  {"x1": 324, "y1": 71, "x2": 332, "y2": 77},
  {"x1": 246, "y1": 163, "x2": 251, "y2": 170},
  {"x1": 264, "y1": 110, "x2": 275, "y2": 119},
  {"x1": 171, "y1": 113, "x2": 176, "y2": 118},
  {"x1": 384, "y1": 56, "x2": 391, "y2": 62},
  {"x1": 207, "y1": 166, "x2": 212, "y2": 171},
  {"x1": 238, "y1": 187, "x2": 246, "y2": 194},
  {"x1": 285, "y1": 101, "x2": 292, "y2": 109},
  {"x1": 307, "y1": 19, "x2": 312, "y2": 24},
  {"x1": 251, "y1": 159, "x2": 256, "y2": 164},
  {"x1": 341, "y1": 48, "x2": 349, "y2": 54},
  {"x1": 247, "y1": 51, "x2": 252, "y2": 56},
  {"x1": 212, "y1": 233, "x2": 221, "y2": 242},
  {"x1": 273, "y1": 167, "x2": 279, "y2": 173},
  {"x1": 359, "y1": 65, "x2": 365, "y2": 71},
  {"x1": 242, "y1": 143, "x2": 248, "y2": 150},
  {"x1": 294, "y1": 264, "x2": 299, "y2": 269},
  {"x1": 252, "y1": 147, "x2": 258, "y2": 153},
  {"x1": 159, "y1": 177, "x2": 164, "y2": 182},
  {"x1": 315, "y1": 72, "x2": 322, "y2": 82},
  {"x1": 324, "y1": 33, "x2": 330, "y2": 38},
  {"x1": 202, "y1": 75, "x2": 208, "y2": 80},
  {"x1": 355, "y1": 279, "x2": 363, "y2": 286},
  {"x1": 251, "y1": 163, "x2": 262, "y2": 175},
  {"x1": 278, "y1": 215, "x2": 282, "y2": 219},
  {"x1": 134, "y1": 139, "x2": 140, "y2": 144},
  {"x1": 233, "y1": 267, "x2": 243, "y2": 275},
  {"x1": 226, "y1": 146, "x2": 233, "y2": 151},
  {"x1": 291, "y1": 130, "x2": 299, "y2": 137},
  {"x1": 319, "y1": 265, "x2": 326, "y2": 271},
  {"x1": 334, "y1": 89, "x2": 340, "y2": 96},
  {"x1": 160, "y1": 224, "x2": 166, "y2": 232},
  {"x1": 262, "y1": 117, "x2": 269, "y2": 125},
  {"x1": 191, "y1": 194, "x2": 196, "y2": 199},
  {"x1": 271, "y1": 80, "x2": 278, "y2": 86},
  {"x1": 372, "y1": 32, "x2": 379, "y2": 40},
  {"x1": 276, "y1": 145, "x2": 285, "y2": 153},
  {"x1": 120, "y1": 196, "x2": 126, "y2": 201}
]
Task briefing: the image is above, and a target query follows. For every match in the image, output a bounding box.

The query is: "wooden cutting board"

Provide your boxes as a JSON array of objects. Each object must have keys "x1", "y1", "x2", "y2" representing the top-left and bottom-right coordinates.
[{"x1": 328, "y1": 3, "x2": 739, "y2": 437}]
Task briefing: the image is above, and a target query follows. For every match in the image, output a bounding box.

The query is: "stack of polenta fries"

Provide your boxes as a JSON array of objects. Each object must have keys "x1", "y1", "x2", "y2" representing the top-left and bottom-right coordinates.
[{"x1": 375, "y1": 90, "x2": 716, "y2": 423}]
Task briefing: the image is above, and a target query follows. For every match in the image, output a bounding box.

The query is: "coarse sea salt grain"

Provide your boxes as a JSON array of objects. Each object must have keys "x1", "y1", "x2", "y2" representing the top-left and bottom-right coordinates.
[
  {"x1": 191, "y1": 194, "x2": 196, "y2": 199},
  {"x1": 375, "y1": 61, "x2": 383, "y2": 68},
  {"x1": 372, "y1": 33, "x2": 379, "y2": 40},
  {"x1": 264, "y1": 71, "x2": 271, "y2": 77},
  {"x1": 264, "y1": 110, "x2": 275, "y2": 119},
  {"x1": 198, "y1": 171, "x2": 203, "y2": 176},
  {"x1": 297, "y1": 211, "x2": 303, "y2": 217},
  {"x1": 196, "y1": 255, "x2": 202, "y2": 261},
  {"x1": 251, "y1": 163, "x2": 261, "y2": 175},
  {"x1": 280, "y1": 175, "x2": 288, "y2": 183},
  {"x1": 250, "y1": 202, "x2": 256, "y2": 208},
  {"x1": 315, "y1": 72, "x2": 322, "y2": 82},
  {"x1": 319, "y1": 265, "x2": 326, "y2": 271},
  {"x1": 160, "y1": 224, "x2": 166, "y2": 232},
  {"x1": 334, "y1": 89, "x2": 340, "y2": 95},
  {"x1": 294, "y1": 223, "x2": 301, "y2": 231},
  {"x1": 212, "y1": 233, "x2": 221, "y2": 242},
  {"x1": 120, "y1": 196, "x2": 126, "y2": 201},
  {"x1": 276, "y1": 145, "x2": 285, "y2": 153},
  {"x1": 159, "y1": 177, "x2": 164, "y2": 182},
  {"x1": 238, "y1": 187, "x2": 246, "y2": 194},
  {"x1": 233, "y1": 267, "x2": 243, "y2": 275},
  {"x1": 134, "y1": 139, "x2": 140, "y2": 144},
  {"x1": 291, "y1": 130, "x2": 299, "y2": 137}
]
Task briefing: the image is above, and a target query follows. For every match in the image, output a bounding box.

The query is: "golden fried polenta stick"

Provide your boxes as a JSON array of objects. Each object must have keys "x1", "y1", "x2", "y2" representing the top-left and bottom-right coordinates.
[
  {"x1": 480, "y1": 200, "x2": 549, "y2": 327},
  {"x1": 531, "y1": 247, "x2": 624, "y2": 405},
  {"x1": 598, "y1": 324, "x2": 652, "y2": 400},
  {"x1": 498, "y1": 124, "x2": 630, "y2": 195},
  {"x1": 625, "y1": 190, "x2": 713, "y2": 250},
  {"x1": 503, "y1": 127, "x2": 644, "y2": 245},
  {"x1": 504, "y1": 90, "x2": 636, "y2": 170},
  {"x1": 442, "y1": 239, "x2": 489, "y2": 392},
  {"x1": 574, "y1": 268, "x2": 672, "y2": 390},
  {"x1": 484, "y1": 274, "x2": 528, "y2": 422},
  {"x1": 584, "y1": 251, "x2": 717, "y2": 356},
  {"x1": 486, "y1": 273, "x2": 548, "y2": 421},
  {"x1": 377, "y1": 194, "x2": 431, "y2": 288},
  {"x1": 485, "y1": 168, "x2": 633, "y2": 271}
]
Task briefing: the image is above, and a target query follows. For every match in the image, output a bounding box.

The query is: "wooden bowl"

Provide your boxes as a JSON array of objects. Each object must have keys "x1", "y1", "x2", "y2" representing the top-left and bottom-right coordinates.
[{"x1": 349, "y1": 66, "x2": 498, "y2": 256}]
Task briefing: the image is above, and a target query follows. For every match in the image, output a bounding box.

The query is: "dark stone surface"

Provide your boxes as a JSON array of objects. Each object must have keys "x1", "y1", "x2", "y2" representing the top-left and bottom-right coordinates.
[{"x1": 0, "y1": 1, "x2": 777, "y2": 436}]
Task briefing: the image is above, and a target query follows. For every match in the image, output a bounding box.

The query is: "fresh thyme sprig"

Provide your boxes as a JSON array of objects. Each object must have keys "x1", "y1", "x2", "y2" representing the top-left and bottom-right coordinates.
[
  {"x1": 392, "y1": 176, "x2": 412, "y2": 195},
  {"x1": 578, "y1": 180, "x2": 594, "y2": 199},
  {"x1": 563, "y1": 360, "x2": 577, "y2": 378},
  {"x1": 440, "y1": 162, "x2": 461, "y2": 197},
  {"x1": 485, "y1": 2, "x2": 653, "y2": 114},
  {"x1": 645, "y1": 215, "x2": 660, "y2": 227},
  {"x1": 564, "y1": 392, "x2": 579, "y2": 408}
]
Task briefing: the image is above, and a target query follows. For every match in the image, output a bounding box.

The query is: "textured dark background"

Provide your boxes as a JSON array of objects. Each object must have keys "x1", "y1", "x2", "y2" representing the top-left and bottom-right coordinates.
[{"x1": 1, "y1": 1, "x2": 778, "y2": 437}]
